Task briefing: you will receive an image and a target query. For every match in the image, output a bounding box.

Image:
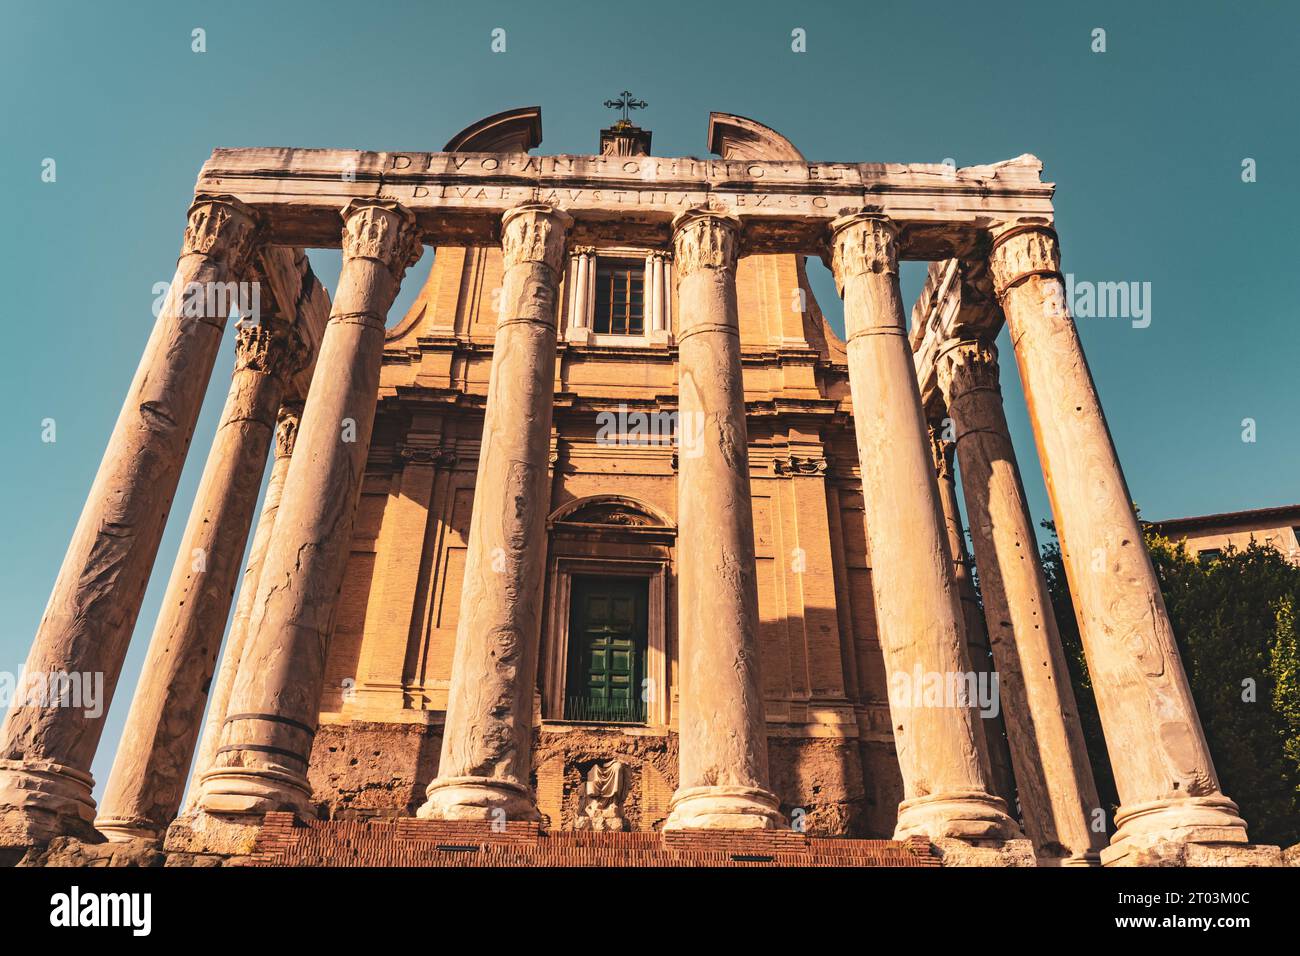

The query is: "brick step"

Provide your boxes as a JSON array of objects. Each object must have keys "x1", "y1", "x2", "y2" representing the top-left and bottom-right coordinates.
[{"x1": 250, "y1": 814, "x2": 939, "y2": 867}]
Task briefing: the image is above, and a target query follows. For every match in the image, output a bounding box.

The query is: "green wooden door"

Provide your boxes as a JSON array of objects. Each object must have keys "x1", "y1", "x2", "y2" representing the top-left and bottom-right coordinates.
[{"x1": 566, "y1": 577, "x2": 648, "y2": 723}]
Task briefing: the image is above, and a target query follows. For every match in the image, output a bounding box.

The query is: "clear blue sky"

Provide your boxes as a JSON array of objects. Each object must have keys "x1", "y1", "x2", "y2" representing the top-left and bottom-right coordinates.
[{"x1": 2, "y1": 0, "x2": 1296, "y2": 797}]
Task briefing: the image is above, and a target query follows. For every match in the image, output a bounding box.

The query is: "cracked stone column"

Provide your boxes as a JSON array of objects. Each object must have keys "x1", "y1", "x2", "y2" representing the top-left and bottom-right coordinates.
[
  {"x1": 418, "y1": 202, "x2": 573, "y2": 822},
  {"x1": 928, "y1": 424, "x2": 1019, "y2": 812},
  {"x1": 828, "y1": 212, "x2": 1018, "y2": 842},
  {"x1": 989, "y1": 223, "x2": 1248, "y2": 862},
  {"x1": 0, "y1": 194, "x2": 259, "y2": 848},
  {"x1": 95, "y1": 322, "x2": 304, "y2": 842},
  {"x1": 936, "y1": 337, "x2": 1105, "y2": 865},
  {"x1": 663, "y1": 208, "x2": 783, "y2": 831},
  {"x1": 195, "y1": 199, "x2": 421, "y2": 818},
  {"x1": 183, "y1": 401, "x2": 302, "y2": 814}
]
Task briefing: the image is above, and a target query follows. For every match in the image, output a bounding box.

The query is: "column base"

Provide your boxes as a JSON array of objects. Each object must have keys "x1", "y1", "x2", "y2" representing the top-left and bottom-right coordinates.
[
  {"x1": 893, "y1": 789, "x2": 1021, "y2": 843},
  {"x1": 416, "y1": 776, "x2": 541, "y2": 823},
  {"x1": 0, "y1": 758, "x2": 99, "y2": 849},
  {"x1": 662, "y1": 785, "x2": 785, "y2": 831},
  {"x1": 1101, "y1": 794, "x2": 1251, "y2": 866},
  {"x1": 1038, "y1": 848, "x2": 1103, "y2": 867},
  {"x1": 932, "y1": 837, "x2": 1037, "y2": 867},
  {"x1": 93, "y1": 816, "x2": 163, "y2": 844},
  {"x1": 565, "y1": 328, "x2": 595, "y2": 346},
  {"x1": 195, "y1": 765, "x2": 314, "y2": 818},
  {"x1": 164, "y1": 807, "x2": 269, "y2": 857},
  {"x1": 1103, "y1": 838, "x2": 1283, "y2": 868}
]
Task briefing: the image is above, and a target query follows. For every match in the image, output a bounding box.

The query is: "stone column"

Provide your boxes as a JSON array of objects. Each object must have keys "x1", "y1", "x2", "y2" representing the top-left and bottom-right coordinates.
[
  {"x1": 643, "y1": 251, "x2": 659, "y2": 333},
  {"x1": 195, "y1": 199, "x2": 421, "y2": 817},
  {"x1": 566, "y1": 252, "x2": 583, "y2": 327},
  {"x1": 0, "y1": 194, "x2": 259, "y2": 848},
  {"x1": 417, "y1": 202, "x2": 573, "y2": 822},
  {"x1": 566, "y1": 246, "x2": 594, "y2": 344},
  {"x1": 936, "y1": 338, "x2": 1104, "y2": 865},
  {"x1": 930, "y1": 425, "x2": 994, "y2": 679},
  {"x1": 989, "y1": 223, "x2": 1247, "y2": 861},
  {"x1": 664, "y1": 208, "x2": 782, "y2": 831},
  {"x1": 184, "y1": 401, "x2": 302, "y2": 813},
  {"x1": 96, "y1": 323, "x2": 303, "y2": 841},
  {"x1": 928, "y1": 424, "x2": 1018, "y2": 811},
  {"x1": 647, "y1": 251, "x2": 673, "y2": 345},
  {"x1": 828, "y1": 212, "x2": 1017, "y2": 842}
]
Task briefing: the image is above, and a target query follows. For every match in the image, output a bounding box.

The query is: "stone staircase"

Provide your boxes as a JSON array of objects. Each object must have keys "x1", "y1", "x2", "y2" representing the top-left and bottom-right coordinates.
[{"x1": 249, "y1": 812, "x2": 941, "y2": 867}]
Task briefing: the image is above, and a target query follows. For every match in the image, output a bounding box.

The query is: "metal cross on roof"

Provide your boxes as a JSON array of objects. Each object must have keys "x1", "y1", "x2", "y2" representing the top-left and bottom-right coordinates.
[{"x1": 604, "y1": 90, "x2": 647, "y2": 123}]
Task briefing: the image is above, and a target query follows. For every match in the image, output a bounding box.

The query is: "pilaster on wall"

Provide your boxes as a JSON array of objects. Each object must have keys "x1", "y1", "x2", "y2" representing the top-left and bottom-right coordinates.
[
  {"x1": 326, "y1": 414, "x2": 478, "y2": 724},
  {"x1": 750, "y1": 429, "x2": 853, "y2": 733},
  {"x1": 344, "y1": 418, "x2": 448, "y2": 722}
]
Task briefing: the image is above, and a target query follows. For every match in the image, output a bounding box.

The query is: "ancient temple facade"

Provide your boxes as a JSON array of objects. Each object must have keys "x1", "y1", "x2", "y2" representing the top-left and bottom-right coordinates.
[{"x1": 0, "y1": 107, "x2": 1275, "y2": 867}]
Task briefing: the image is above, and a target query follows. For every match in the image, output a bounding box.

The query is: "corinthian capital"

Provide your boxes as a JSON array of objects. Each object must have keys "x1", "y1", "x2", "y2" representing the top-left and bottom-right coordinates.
[
  {"x1": 671, "y1": 208, "x2": 740, "y2": 278},
  {"x1": 233, "y1": 322, "x2": 305, "y2": 381},
  {"x1": 828, "y1": 213, "x2": 899, "y2": 292},
  {"x1": 935, "y1": 339, "x2": 1001, "y2": 406},
  {"x1": 182, "y1": 194, "x2": 260, "y2": 271},
  {"x1": 340, "y1": 199, "x2": 423, "y2": 277},
  {"x1": 988, "y1": 222, "x2": 1061, "y2": 295},
  {"x1": 927, "y1": 422, "x2": 955, "y2": 481},
  {"x1": 500, "y1": 203, "x2": 574, "y2": 274},
  {"x1": 274, "y1": 401, "x2": 304, "y2": 459}
]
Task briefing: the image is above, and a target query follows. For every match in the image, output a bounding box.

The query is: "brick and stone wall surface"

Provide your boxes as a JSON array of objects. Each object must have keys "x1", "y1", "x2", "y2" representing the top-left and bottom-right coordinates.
[{"x1": 245, "y1": 812, "x2": 941, "y2": 867}]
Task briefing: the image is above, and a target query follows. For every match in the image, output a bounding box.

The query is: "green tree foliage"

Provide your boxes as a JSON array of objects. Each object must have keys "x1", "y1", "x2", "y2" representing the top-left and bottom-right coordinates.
[{"x1": 1039, "y1": 521, "x2": 1300, "y2": 847}]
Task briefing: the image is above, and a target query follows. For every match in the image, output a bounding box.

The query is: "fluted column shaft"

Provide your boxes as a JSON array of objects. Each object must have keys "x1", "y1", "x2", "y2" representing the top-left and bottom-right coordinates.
[
  {"x1": 664, "y1": 208, "x2": 782, "y2": 831},
  {"x1": 418, "y1": 203, "x2": 573, "y2": 822},
  {"x1": 196, "y1": 200, "x2": 421, "y2": 816},
  {"x1": 570, "y1": 251, "x2": 587, "y2": 328},
  {"x1": 937, "y1": 338, "x2": 1104, "y2": 864},
  {"x1": 828, "y1": 212, "x2": 1017, "y2": 842},
  {"x1": 96, "y1": 325, "x2": 302, "y2": 840},
  {"x1": 566, "y1": 246, "x2": 594, "y2": 342},
  {"x1": 184, "y1": 402, "x2": 302, "y2": 814},
  {"x1": 0, "y1": 195, "x2": 259, "y2": 847},
  {"x1": 643, "y1": 252, "x2": 659, "y2": 333},
  {"x1": 989, "y1": 224, "x2": 1247, "y2": 861},
  {"x1": 646, "y1": 251, "x2": 671, "y2": 333}
]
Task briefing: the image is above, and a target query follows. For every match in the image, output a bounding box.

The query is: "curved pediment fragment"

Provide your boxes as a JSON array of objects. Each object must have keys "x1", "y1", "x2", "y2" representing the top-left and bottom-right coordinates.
[{"x1": 444, "y1": 106, "x2": 542, "y2": 153}]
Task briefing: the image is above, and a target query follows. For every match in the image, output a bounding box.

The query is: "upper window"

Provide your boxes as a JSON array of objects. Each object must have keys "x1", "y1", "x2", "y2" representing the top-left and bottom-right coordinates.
[{"x1": 593, "y1": 258, "x2": 644, "y2": 335}]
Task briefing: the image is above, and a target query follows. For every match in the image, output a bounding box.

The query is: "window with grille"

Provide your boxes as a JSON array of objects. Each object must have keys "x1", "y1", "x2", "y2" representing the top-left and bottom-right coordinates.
[{"x1": 593, "y1": 258, "x2": 645, "y2": 335}]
